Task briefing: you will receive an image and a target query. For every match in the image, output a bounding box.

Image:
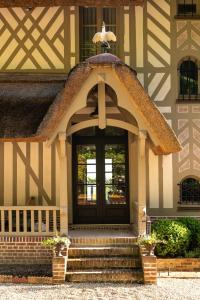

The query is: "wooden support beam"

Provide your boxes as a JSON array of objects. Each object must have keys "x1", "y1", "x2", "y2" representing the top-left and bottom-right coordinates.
[
  {"x1": 98, "y1": 82, "x2": 106, "y2": 130},
  {"x1": 0, "y1": 0, "x2": 144, "y2": 8},
  {"x1": 58, "y1": 132, "x2": 68, "y2": 235},
  {"x1": 137, "y1": 130, "x2": 147, "y2": 236}
]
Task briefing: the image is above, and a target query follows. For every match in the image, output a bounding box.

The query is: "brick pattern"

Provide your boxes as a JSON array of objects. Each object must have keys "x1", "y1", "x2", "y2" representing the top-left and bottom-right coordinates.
[
  {"x1": 70, "y1": 237, "x2": 137, "y2": 246},
  {"x1": 65, "y1": 269, "x2": 143, "y2": 283},
  {"x1": 0, "y1": 275, "x2": 52, "y2": 284},
  {"x1": 157, "y1": 258, "x2": 200, "y2": 272},
  {"x1": 65, "y1": 235, "x2": 143, "y2": 283},
  {"x1": 52, "y1": 256, "x2": 67, "y2": 284},
  {"x1": 68, "y1": 246, "x2": 139, "y2": 258},
  {"x1": 0, "y1": 236, "x2": 52, "y2": 264},
  {"x1": 67, "y1": 257, "x2": 141, "y2": 269},
  {"x1": 141, "y1": 254, "x2": 157, "y2": 284}
]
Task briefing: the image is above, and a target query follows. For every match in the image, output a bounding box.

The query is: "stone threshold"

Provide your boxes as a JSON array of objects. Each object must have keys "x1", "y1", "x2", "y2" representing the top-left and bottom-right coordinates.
[{"x1": 158, "y1": 271, "x2": 200, "y2": 279}]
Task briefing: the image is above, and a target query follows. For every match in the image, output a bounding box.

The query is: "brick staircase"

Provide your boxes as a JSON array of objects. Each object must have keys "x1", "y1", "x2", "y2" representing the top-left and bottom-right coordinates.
[{"x1": 65, "y1": 226, "x2": 143, "y2": 283}]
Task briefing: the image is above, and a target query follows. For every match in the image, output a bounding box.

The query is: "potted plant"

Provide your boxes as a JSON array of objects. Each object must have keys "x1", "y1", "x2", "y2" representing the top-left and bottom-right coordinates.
[
  {"x1": 42, "y1": 235, "x2": 71, "y2": 257},
  {"x1": 138, "y1": 232, "x2": 165, "y2": 256}
]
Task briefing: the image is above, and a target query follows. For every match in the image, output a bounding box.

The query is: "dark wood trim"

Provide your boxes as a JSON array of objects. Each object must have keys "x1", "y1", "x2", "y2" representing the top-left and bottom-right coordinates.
[{"x1": 0, "y1": 1, "x2": 144, "y2": 8}]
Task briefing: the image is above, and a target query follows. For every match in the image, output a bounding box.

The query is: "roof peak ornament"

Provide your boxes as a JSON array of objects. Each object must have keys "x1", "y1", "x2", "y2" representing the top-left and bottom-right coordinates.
[{"x1": 92, "y1": 22, "x2": 117, "y2": 52}]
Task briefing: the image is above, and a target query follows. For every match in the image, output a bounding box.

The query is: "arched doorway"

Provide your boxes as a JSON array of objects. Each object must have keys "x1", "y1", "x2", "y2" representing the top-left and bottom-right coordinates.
[{"x1": 72, "y1": 126, "x2": 130, "y2": 224}]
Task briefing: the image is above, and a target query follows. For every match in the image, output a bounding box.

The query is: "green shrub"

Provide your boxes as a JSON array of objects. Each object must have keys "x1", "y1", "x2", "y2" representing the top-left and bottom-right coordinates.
[
  {"x1": 176, "y1": 217, "x2": 200, "y2": 250},
  {"x1": 152, "y1": 219, "x2": 191, "y2": 257},
  {"x1": 184, "y1": 248, "x2": 200, "y2": 258}
]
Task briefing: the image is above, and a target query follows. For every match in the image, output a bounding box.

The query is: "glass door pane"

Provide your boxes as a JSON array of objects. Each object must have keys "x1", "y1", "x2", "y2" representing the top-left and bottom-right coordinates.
[
  {"x1": 104, "y1": 144, "x2": 127, "y2": 205},
  {"x1": 76, "y1": 145, "x2": 97, "y2": 205}
]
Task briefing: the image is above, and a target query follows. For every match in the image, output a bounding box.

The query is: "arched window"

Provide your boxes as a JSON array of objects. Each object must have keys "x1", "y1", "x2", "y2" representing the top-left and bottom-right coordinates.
[
  {"x1": 179, "y1": 58, "x2": 198, "y2": 99},
  {"x1": 179, "y1": 177, "x2": 200, "y2": 204}
]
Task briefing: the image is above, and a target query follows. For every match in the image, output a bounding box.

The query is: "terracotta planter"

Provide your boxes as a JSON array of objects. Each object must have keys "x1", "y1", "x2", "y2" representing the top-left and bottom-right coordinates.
[
  {"x1": 54, "y1": 243, "x2": 66, "y2": 257},
  {"x1": 146, "y1": 244, "x2": 156, "y2": 256}
]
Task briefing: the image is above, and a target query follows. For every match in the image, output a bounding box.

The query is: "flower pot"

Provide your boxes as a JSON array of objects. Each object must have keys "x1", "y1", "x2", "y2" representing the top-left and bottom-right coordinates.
[
  {"x1": 146, "y1": 244, "x2": 156, "y2": 256},
  {"x1": 54, "y1": 242, "x2": 66, "y2": 257}
]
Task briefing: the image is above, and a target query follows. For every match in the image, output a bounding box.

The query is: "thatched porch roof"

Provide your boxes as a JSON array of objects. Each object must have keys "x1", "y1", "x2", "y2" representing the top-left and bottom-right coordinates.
[{"x1": 0, "y1": 54, "x2": 181, "y2": 154}]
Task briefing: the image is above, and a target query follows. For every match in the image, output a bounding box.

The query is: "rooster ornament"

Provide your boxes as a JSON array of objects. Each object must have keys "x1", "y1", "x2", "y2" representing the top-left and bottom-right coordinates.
[{"x1": 92, "y1": 22, "x2": 117, "y2": 51}]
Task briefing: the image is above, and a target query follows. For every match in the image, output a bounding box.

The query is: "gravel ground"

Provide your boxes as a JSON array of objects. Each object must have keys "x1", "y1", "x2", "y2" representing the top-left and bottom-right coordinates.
[{"x1": 0, "y1": 278, "x2": 200, "y2": 300}]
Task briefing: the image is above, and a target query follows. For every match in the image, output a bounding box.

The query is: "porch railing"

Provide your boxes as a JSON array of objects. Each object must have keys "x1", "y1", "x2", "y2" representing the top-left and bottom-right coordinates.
[{"x1": 0, "y1": 206, "x2": 60, "y2": 236}]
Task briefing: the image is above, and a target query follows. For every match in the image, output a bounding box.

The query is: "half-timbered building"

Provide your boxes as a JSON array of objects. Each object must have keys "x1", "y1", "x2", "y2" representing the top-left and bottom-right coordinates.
[{"x1": 0, "y1": 0, "x2": 200, "y2": 280}]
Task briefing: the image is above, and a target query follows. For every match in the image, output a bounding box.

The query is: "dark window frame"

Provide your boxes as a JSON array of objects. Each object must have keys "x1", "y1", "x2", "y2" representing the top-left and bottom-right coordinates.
[
  {"x1": 178, "y1": 177, "x2": 200, "y2": 205},
  {"x1": 176, "y1": 0, "x2": 199, "y2": 18},
  {"x1": 177, "y1": 57, "x2": 199, "y2": 101},
  {"x1": 79, "y1": 7, "x2": 119, "y2": 62}
]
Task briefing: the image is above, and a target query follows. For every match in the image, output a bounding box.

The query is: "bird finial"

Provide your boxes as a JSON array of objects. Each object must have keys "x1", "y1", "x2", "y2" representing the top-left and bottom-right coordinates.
[{"x1": 92, "y1": 21, "x2": 117, "y2": 52}]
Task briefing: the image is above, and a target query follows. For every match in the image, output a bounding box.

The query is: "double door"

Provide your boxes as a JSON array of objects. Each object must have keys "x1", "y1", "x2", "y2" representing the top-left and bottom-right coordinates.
[{"x1": 73, "y1": 133, "x2": 129, "y2": 224}]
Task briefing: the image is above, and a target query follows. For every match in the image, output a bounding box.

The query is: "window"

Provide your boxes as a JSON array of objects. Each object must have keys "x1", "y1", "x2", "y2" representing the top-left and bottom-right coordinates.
[
  {"x1": 177, "y1": 0, "x2": 197, "y2": 16},
  {"x1": 79, "y1": 7, "x2": 117, "y2": 61},
  {"x1": 178, "y1": 58, "x2": 198, "y2": 99},
  {"x1": 179, "y1": 178, "x2": 200, "y2": 205}
]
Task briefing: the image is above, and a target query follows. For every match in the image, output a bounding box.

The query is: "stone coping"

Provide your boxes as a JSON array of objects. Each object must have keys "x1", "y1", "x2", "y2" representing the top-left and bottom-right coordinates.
[
  {"x1": 158, "y1": 271, "x2": 200, "y2": 278},
  {"x1": 157, "y1": 258, "x2": 200, "y2": 272}
]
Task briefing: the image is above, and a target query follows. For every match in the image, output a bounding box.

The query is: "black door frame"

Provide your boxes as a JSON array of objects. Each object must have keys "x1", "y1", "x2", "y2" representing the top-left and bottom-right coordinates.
[{"x1": 72, "y1": 127, "x2": 130, "y2": 224}]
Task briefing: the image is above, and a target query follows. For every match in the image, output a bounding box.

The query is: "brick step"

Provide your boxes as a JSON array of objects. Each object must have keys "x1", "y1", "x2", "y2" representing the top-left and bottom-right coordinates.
[
  {"x1": 67, "y1": 257, "x2": 141, "y2": 269},
  {"x1": 65, "y1": 269, "x2": 143, "y2": 283},
  {"x1": 68, "y1": 246, "x2": 139, "y2": 258},
  {"x1": 70, "y1": 237, "x2": 138, "y2": 246},
  {"x1": 69, "y1": 224, "x2": 131, "y2": 230}
]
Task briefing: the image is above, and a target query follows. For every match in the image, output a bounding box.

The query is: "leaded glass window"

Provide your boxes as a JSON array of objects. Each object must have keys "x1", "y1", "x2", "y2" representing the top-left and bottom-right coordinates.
[
  {"x1": 179, "y1": 59, "x2": 198, "y2": 97},
  {"x1": 79, "y1": 7, "x2": 117, "y2": 61},
  {"x1": 177, "y1": 0, "x2": 197, "y2": 16},
  {"x1": 179, "y1": 178, "x2": 200, "y2": 204}
]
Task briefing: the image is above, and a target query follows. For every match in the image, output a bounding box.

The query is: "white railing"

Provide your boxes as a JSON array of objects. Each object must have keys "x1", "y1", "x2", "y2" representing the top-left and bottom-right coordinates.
[{"x1": 0, "y1": 206, "x2": 60, "y2": 236}]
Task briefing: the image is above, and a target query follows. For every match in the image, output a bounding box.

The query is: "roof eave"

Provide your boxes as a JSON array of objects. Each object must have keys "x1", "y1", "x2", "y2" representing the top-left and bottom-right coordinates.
[{"x1": 0, "y1": 0, "x2": 144, "y2": 8}]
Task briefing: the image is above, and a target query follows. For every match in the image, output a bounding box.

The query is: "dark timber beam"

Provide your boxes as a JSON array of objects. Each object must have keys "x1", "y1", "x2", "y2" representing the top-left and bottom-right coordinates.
[{"x1": 0, "y1": 0, "x2": 144, "y2": 8}]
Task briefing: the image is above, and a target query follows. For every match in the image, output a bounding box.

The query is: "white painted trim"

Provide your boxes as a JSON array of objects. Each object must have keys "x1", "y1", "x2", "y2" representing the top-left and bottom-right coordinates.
[
  {"x1": 149, "y1": 149, "x2": 159, "y2": 208},
  {"x1": 163, "y1": 154, "x2": 173, "y2": 209},
  {"x1": 98, "y1": 82, "x2": 106, "y2": 129},
  {"x1": 66, "y1": 118, "x2": 139, "y2": 137}
]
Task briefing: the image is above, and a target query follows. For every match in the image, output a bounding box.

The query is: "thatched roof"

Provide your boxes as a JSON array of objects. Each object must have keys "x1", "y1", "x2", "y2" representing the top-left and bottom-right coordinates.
[
  {"x1": 0, "y1": 54, "x2": 181, "y2": 154},
  {"x1": 0, "y1": 76, "x2": 65, "y2": 141},
  {"x1": 0, "y1": 0, "x2": 144, "y2": 8},
  {"x1": 37, "y1": 53, "x2": 181, "y2": 154}
]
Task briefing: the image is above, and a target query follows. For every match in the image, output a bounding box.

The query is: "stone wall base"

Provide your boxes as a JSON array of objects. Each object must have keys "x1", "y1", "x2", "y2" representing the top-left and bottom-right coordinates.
[{"x1": 157, "y1": 258, "x2": 200, "y2": 272}]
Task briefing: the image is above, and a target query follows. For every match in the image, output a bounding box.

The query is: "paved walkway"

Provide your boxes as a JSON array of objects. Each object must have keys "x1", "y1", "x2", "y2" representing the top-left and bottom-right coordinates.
[{"x1": 0, "y1": 278, "x2": 200, "y2": 300}]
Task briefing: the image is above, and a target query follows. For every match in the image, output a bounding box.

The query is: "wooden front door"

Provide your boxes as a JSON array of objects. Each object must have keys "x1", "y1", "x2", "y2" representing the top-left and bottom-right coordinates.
[{"x1": 72, "y1": 127, "x2": 130, "y2": 224}]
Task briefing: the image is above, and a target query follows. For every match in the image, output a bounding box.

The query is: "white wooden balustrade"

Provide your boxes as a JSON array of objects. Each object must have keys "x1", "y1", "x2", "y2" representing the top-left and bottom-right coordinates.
[{"x1": 0, "y1": 207, "x2": 60, "y2": 236}]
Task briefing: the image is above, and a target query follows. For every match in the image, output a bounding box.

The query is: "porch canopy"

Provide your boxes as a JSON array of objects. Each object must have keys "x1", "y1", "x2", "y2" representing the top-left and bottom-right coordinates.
[
  {"x1": 0, "y1": 53, "x2": 181, "y2": 155},
  {"x1": 0, "y1": 0, "x2": 144, "y2": 8},
  {"x1": 36, "y1": 54, "x2": 180, "y2": 155}
]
